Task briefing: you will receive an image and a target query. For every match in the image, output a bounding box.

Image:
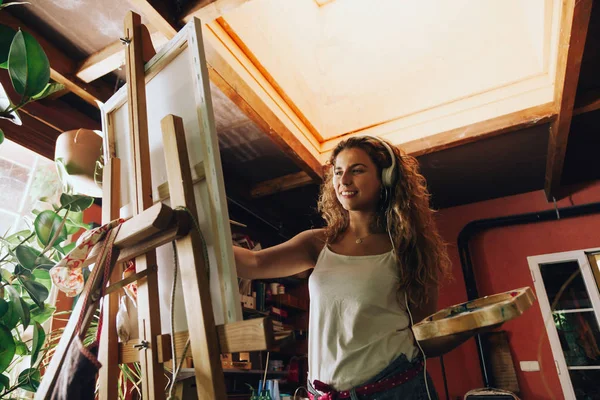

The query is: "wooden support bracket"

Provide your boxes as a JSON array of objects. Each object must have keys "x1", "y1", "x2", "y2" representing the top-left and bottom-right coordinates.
[
  {"x1": 120, "y1": 317, "x2": 275, "y2": 364},
  {"x1": 82, "y1": 202, "x2": 190, "y2": 268}
]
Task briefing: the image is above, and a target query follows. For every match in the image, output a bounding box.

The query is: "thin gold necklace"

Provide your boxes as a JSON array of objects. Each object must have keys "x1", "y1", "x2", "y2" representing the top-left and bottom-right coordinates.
[{"x1": 354, "y1": 233, "x2": 371, "y2": 244}]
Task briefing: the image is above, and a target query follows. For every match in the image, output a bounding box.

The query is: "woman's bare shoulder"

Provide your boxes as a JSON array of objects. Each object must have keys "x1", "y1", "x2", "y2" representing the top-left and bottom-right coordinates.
[{"x1": 296, "y1": 228, "x2": 327, "y2": 260}]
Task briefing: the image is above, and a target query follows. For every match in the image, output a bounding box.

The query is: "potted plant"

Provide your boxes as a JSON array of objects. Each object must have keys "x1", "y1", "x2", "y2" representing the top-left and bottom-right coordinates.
[
  {"x1": 0, "y1": 193, "x2": 93, "y2": 396},
  {"x1": 55, "y1": 129, "x2": 104, "y2": 198},
  {"x1": 0, "y1": 0, "x2": 64, "y2": 144}
]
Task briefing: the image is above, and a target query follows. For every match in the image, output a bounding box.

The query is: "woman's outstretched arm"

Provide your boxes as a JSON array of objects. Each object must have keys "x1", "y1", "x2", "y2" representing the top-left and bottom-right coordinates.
[{"x1": 234, "y1": 229, "x2": 323, "y2": 280}]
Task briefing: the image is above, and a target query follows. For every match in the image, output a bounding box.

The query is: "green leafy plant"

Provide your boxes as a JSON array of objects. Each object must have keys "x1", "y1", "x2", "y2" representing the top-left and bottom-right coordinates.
[
  {"x1": 0, "y1": 0, "x2": 64, "y2": 142},
  {"x1": 0, "y1": 193, "x2": 93, "y2": 396}
]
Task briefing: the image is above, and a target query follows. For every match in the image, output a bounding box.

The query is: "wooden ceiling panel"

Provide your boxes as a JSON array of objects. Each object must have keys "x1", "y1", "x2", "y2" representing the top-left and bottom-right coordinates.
[{"x1": 223, "y1": 0, "x2": 558, "y2": 148}]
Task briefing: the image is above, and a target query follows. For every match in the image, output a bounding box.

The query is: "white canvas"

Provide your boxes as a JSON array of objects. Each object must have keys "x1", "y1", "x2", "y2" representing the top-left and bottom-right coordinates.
[{"x1": 101, "y1": 19, "x2": 242, "y2": 329}]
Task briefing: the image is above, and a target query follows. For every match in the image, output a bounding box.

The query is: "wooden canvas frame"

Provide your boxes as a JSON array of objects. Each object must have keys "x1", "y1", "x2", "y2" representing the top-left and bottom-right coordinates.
[{"x1": 101, "y1": 17, "x2": 242, "y2": 327}]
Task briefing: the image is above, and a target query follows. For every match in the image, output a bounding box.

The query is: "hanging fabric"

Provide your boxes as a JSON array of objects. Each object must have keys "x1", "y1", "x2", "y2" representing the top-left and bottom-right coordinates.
[
  {"x1": 50, "y1": 223, "x2": 122, "y2": 400},
  {"x1": 50, "y1": 219, "x2": 124, "y2": 297}
]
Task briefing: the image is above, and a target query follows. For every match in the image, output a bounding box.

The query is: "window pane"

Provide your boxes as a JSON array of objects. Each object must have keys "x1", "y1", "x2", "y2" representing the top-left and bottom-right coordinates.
[
  {"x1": 554, "y1": 311, "x2": 600, "y2": 367},
  {"x1": 22, "y1": 158, "x2": 62, "y2": 213},
  {"x1": 0, "y1": 209, "x2": 17, "y2": 236},
  {"x1": 540, "y1": 261, "x2": 592, "y2": 310},
  {"x1": 569, "y1": 369, "x2": 600, "y2": 399},
  {"x1": 0, "y1": 158, "x2": 30, "y2": 213}
]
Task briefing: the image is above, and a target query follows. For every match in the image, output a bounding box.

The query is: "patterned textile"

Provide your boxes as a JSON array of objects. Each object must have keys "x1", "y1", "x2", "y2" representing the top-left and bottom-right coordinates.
[{"x1": 50, "y1": 219, "x2": 124, "y2": 297}]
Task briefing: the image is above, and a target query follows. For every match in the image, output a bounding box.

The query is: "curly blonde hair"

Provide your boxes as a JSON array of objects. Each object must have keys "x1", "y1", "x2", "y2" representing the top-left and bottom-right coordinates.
[{"x1": 317, "y1": 136, "x2": 451, "y2": 306}]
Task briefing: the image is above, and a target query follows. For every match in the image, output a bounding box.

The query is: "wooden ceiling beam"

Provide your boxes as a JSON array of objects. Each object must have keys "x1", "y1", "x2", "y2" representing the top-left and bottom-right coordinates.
[
  {"x1": 401, "y1": 103, "x2": 556, "y2": 157},
  {"x1": 0, "y1": 74, "x2": 100, "y2": 132},
  {"x1": 76, "y1": 0, "x2": 249, "y2": 83},
  {"x1": 0, "y1": 111, "x2": 60, "y2": 160},
  {"x1": 250, "y1": 171, "x2": 314, "y2": 198},
  {"x1": 573, "y1": 88, "x2": 600, "y2": 116},
  {"x1": 0, "y1": 73, "x2": 100, "y2": 159},
  {"x1": 544, "y1": 0, "x2": 592, "y2": 200},
  {"x1": 76, "y1": 30, "x2": 168, "y2": 83},
  {"x1": 181, "y1": 0, "x2": 251, "y2": 24},
  {"x1": 0, "y1": 12, "x2": 113, "y2": 107}
]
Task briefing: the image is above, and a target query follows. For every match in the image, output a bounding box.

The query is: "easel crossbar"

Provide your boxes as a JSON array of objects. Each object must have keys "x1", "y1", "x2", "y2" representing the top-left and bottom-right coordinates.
[
  {"x1": 120, "y1": 317, "x2": 275, "y2": 364},
  {"x1": 81, "y1": 203, "x2": 191, "y2": 269}
]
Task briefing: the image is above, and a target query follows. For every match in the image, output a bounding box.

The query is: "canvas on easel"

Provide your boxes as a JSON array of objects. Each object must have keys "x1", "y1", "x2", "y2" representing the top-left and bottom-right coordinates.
[{"x1": 101, "y1": 18, "x2": 242, "y2": 330}]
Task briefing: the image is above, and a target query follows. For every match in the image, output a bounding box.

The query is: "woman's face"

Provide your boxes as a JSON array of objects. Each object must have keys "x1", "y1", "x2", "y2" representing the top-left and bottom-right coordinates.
[{"x1": 333, "y1": 147, "x2": 382, "y2": 212}]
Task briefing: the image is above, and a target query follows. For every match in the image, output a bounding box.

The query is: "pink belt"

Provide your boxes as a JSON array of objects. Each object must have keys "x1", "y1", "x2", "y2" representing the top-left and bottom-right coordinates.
[{"x1": 309, "y1": 360, "x2": 424, "y2": 400}]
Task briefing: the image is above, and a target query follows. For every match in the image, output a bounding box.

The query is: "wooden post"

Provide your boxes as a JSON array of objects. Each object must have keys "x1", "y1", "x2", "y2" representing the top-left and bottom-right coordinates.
[
  {"x1": 98, "y1": 158, "x2": 122, "y2": 400},
  {"x1": 124, "y1": 11, "x2": 166, "y2": 399},
  {"x1": 161, "y1": 114, "x2": 227, "y2": 398}
]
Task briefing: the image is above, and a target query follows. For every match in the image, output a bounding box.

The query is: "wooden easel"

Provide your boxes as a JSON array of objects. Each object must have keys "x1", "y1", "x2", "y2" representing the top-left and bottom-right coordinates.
[{"x1": 36, "y1": 11, "x2": 275, "y2": 400}]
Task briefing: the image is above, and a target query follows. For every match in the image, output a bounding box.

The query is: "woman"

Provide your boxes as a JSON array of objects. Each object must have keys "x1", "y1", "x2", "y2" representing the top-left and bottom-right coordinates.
[{"x1": 234, "y1": 136, "x2": 465, "y2": 399}]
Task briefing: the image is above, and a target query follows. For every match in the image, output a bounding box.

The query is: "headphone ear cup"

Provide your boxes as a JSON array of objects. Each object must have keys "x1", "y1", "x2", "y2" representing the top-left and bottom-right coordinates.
[
  {"x1": 376, "y1": 139, "x2": 397, "y2": 188},
  {"x1": 381, "y1": 167, "x2": 393, "y2": 188}
]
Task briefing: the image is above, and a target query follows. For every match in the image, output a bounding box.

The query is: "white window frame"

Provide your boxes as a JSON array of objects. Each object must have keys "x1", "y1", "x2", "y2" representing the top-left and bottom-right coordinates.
[{"x1": 527, "y1": 248, "x2": 600, "y2": 400}]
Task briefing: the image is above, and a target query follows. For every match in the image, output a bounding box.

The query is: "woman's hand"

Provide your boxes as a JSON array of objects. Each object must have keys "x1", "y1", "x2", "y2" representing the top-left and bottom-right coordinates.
[{"x1": 416, "y1": 324, "x2": 503, "y2": 358}]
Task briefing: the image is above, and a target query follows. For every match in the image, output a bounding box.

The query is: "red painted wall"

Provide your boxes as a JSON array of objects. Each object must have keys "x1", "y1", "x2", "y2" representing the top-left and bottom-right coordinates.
[{"x1": 428, "y1": 181, "x2": 600, "y2": 399}]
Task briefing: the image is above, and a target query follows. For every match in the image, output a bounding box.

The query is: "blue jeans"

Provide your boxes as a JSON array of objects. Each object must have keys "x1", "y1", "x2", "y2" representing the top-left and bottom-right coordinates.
[{"x1": 308, "y1": 354, "x2": 439, "y2": 400}]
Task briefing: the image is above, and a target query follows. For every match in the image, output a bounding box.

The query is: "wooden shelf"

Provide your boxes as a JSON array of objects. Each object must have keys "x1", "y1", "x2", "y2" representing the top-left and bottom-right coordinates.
[
  {"x1": 176, "y1": 368, "x2": 287, "y2": 382},
  {"x1": 268, "y1": 294, "x2": 308, "y2": 311},
  {"x1": 222, "y1": 369, "x2": 288, "y2": 375},
  {"x1": 242, "y1": 307, "x2": 269, "y2": 317}
]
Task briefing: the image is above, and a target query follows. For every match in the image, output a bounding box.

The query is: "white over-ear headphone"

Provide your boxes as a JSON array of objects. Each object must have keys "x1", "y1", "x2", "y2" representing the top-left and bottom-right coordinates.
[{"x1": 368, "y1": 136, "x2": 397, "y2": 188}]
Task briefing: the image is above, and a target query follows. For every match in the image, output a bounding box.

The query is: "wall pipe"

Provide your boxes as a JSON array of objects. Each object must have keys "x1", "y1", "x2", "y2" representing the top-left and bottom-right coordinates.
[{"x1": 456, "y1": 200, "x2": 600, "y2": 388}]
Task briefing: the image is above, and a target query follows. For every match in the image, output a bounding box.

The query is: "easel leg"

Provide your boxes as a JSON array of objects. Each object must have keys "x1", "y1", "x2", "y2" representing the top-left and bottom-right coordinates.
[
  {"x1": 124, "y1": 11, "x2": 166, "y2": 400},
  {"x1": 161, "y1": 114, "x2": 227, "y2": 399},
  {"x1": 98, "y1": 158, "x2": 122, "y2": 400}
]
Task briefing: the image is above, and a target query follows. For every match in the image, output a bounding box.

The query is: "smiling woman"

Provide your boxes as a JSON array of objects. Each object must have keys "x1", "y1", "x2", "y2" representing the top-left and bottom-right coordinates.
[{"x1": 234, "y1": 135, "x2": 454, "y2": 399}]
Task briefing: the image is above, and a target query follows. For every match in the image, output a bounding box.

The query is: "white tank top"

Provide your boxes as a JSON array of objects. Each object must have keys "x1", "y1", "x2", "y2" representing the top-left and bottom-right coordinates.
[{"x1": 307, "y1": 246, "x2": 418, "y2": 391}]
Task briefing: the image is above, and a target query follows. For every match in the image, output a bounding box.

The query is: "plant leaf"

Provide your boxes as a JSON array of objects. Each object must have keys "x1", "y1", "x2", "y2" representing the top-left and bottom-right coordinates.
[
  {"x1": 34, "y1": 210, "x2": 67, "y2": 247},
  {"x1": 0, "y1": 268, "x2": 12, "y2": 283},
  {"x1": 17, "y1": 368, "x2": 40, "y2": 392},
  {"x1": 15, "y1": 245, "x2": 38, "y2": 270},
  {"x1": 0, "y1": 374, "x2": 9, "y2": 392},
  {"x1": 0, "y1": 24, "x2": 16, "y2": 69},
  {"x1": 8, "y1": 30, "x2": 50, "y2": 97},
  {"x1": 31, "y1": 82, "x2": 64, "y2": 100},
  {"x1": 0, "y1": 128, "x2": 3, "y2": 145},
  {"x1": 14, "y1": 264, "x2": 32, "y2": 279},
  {"x1": 15, "y1": 340, "x2": 28, "y2": 356},
  {"x1": 15, "y1": 245, "x2": 53, "y2": 271},
  {"x1": 4, "y1": 285, "x2": 29, "y2": 329},
  {"x1": 62, "y1": 210, "x2": 90, "y2": 235},
  {"x1": 19, "y1": 277, "x2": 48, "y2": 309},
  {"x1": 0, "y1": 299, "x2": 7, "y2": 319},
  {"x1": 32, "y1": 269, "x2": 51, "y2": 290},
  {"x1": 5, "y1": 229, "x2": 32, "y2": 245},
  {"x1": 30, "y1": 305, "x2": 54, "y2": 324},
  {"x1": 30, "y1": 321, "x2": 45, "y2": 367},
  {"x1": 0, "y1": 325, "x2": 15, "y2": 374},
  {"x1": 54, "y1": 158, "x2": 73, "y2": 194},
  {"x1": 0, "y1": 301, "x2": 19, "y2": 329},
  {"x1": 60, "y1": 194, "x2": 93, "y2": 212}
]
